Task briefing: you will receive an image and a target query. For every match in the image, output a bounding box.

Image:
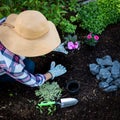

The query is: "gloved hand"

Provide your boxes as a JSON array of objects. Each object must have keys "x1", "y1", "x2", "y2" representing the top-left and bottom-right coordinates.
[
  {"x1": 53, "y1": 42, "x2": 68, "y2": 54},
  {"x1": 48, "y1": 61, "x2": 67, "y2": 80}
]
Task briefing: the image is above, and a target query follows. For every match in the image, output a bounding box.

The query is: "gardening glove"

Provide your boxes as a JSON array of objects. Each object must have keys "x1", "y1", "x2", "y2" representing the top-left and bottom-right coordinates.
[
  {"x1": 48, "y1": 61, "x2": 67, "y2": 80},
  {"x1": 53, "y1": 43, "x2": 68, "y2": 54}
]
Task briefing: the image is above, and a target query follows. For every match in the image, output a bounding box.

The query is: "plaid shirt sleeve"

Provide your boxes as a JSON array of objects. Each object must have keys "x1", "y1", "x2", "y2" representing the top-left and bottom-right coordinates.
[
  {"x1": 7, "y1": 69, "x2": 46, "y2": 87},
  {"x1": 0, "y1": 42, "x2": 46, "y2": 87}
]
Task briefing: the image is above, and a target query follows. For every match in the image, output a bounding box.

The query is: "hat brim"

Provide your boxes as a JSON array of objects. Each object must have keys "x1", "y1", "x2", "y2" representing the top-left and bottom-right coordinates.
[{"x1": 0, "y1": 14, "x2": 61, "y2": 57}]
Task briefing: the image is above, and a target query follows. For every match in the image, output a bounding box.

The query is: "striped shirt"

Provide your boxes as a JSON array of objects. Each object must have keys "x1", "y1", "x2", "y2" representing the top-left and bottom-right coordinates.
[{"x1": 0, "y1": 42, "x2": 46, "y2": 87}]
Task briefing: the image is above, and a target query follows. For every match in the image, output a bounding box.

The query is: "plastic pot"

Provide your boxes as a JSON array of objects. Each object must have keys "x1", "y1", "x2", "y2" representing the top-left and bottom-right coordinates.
[{"x1": 66, "y1": 80, "x2": 80, "y2": 95}]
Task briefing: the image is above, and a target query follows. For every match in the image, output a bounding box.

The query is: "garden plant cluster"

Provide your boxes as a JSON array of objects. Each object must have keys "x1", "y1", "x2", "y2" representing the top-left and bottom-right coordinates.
[{"x1": 0, "y1": 0, "x2": 120, "y2": 119}]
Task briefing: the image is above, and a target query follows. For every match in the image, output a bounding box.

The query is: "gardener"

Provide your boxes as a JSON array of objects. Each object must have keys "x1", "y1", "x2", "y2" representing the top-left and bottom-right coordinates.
[{"x1": 0, "y1": 10, "x2": 68, "y2": 87}]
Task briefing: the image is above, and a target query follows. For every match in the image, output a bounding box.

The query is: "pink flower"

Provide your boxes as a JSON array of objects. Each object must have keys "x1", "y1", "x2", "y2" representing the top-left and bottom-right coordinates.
[
  {"x1": 67, "y1": 42, "x2": 74, "y2": 50},
  {"x1": 67, "y1": 41, "x2": 79, "y2": 50},
  {"x1": 87, "y1": 34, "x2": 92, "y2": 39},
  {"x1": 74, "y1": 42, "x2": 79, "y2": 49},
  {"x1": 94, "y1": 35, "x2": 99, "y2": 41}
]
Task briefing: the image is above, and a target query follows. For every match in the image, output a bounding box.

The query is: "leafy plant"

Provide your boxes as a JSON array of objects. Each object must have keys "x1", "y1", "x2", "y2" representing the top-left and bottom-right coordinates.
[
  {"x1": 39, "y1": 0, "x2": 79, "y2": 34},
  {"x1": 0, "y1": 0, "x2": 26, "y2": 18},
  {"x1": 0, "y1": 0, "x2": 80, "y2": 34},
  {"x1": 35, "y1": 82, "x2": 62, "y2": 101},
  {"x1": 64, "y1": 34, "x2": 78, "y2": 43},
  {"x1": 64, "y1": 34, "x2": 80, "y2": 50},
  {"x1": 77, "y1": 0, "x2": 120, "y2": 34},
  {"x1": 59, "y1": 18, "x2": 77, "y2": 34},
  {"x1": 85, "y1": 33, "x2": 99, "y2": 46},
  {"x1": 35, "y1": 82, "x2": 62, "y2": 115}
]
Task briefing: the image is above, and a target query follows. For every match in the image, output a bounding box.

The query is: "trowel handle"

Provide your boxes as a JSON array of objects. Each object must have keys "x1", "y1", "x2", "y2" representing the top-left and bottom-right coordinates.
[{"x1": 38, "y1": 101, "x2": 56, "y2": 107}]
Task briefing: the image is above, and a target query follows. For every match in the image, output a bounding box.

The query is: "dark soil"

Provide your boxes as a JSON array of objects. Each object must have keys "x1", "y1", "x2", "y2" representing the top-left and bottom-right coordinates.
[{"x1": 0, "y1": 22, "x2": 120, "y2": 120}]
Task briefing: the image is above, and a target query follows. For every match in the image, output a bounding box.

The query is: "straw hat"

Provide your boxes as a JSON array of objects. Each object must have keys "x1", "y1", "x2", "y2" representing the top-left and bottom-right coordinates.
[{"x1": 0, "y1": 10, "x2": 61, "y2": 57}]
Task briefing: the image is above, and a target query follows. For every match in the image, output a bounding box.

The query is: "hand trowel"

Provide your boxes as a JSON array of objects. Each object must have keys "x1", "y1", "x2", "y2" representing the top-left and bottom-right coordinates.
[{"x1": 38, "y1": 98, "x2": 78, "y2": 108}]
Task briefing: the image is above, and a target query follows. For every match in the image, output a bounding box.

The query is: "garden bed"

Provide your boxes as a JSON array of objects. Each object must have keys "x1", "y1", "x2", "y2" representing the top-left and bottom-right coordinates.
[{"x1": 0, "y1": 22, "x2": 120, "y2": 120}]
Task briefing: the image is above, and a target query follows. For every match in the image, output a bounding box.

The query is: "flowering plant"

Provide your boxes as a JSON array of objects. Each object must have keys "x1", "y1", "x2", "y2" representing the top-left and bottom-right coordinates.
[
  {"x1": 85, "y1": 33, "x2": 99, "y2": 46},
  {"x1": 67, "y1": 41, "x2": 79, "y2": 50},
  {"x1": 64, "y1": 35, "x2": 80, "y2": 50}
]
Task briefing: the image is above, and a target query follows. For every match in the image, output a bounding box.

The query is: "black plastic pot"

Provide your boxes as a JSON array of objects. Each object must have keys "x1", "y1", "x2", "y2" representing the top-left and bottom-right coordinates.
[{"x1": 66, "y1": 80, "x2": 80, "y2": 95}]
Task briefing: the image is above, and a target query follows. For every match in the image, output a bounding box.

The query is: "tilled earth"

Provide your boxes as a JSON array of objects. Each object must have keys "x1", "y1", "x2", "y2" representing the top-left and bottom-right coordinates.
[{"x1": 0, "y1": 22, "x2": 120, "y2": 120}]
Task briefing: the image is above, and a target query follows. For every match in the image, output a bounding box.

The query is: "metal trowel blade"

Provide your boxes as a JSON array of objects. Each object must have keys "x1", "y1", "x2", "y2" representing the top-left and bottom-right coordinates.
[{"x1": 60, "y1": 98, "x2": 78, "y2": 108}]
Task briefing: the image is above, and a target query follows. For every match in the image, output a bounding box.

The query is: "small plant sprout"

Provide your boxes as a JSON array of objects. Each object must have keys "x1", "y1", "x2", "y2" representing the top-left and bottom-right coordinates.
[
  {"x1": 35, "y1": 82, "x2": 62, "y2": 115},
  {"x1": 64, "y1": 34, "x2": 80, "y2": 50},
  {"x1": 85, "y1": 33, "x2": 99, "y2": 46}
]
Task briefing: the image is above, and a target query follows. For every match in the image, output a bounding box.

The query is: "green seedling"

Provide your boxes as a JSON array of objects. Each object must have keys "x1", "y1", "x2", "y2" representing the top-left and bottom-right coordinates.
[{"x1": 35, "y1": 82, "x2": 62, "y2": 115}]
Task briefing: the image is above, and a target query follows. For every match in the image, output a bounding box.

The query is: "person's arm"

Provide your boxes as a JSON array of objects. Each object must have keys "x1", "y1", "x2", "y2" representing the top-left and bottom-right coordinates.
[
  {"x1": 0, "y1": 69, "x2": 6, "y2": 75},
  {"x1": 6, "y1": 61, "x2": 66, "y2": 87},
  {"x1": 5, "y1": 67, "x2": 49, "y2": 87},
  {"x1": 1, "y1": 49, "x2": 66, "y2": 87},
  {"x1": 44, "y1": 72, "x2": 52, "y2": 81},
  {"x1": 1, "y1": 55, "x2": 51, "y2": 87},
  {"x1": 5, "y1": 62, "x2": 66, "y2": 87}
]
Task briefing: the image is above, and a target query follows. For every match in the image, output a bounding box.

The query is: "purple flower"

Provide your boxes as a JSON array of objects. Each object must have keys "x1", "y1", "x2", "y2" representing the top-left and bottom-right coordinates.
[
  {"x1": 67, "y1": 42, "x2": 74, "y2": 50},
  {"x1": 74, "y1": 42, "x2": 79, "y2": 49},
  {"x1": 94, "y1": 35, "x2": 99, "y2": 41},
  {"x1": 67, "y1": 41, "x2": 79, "y2": 50}
]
